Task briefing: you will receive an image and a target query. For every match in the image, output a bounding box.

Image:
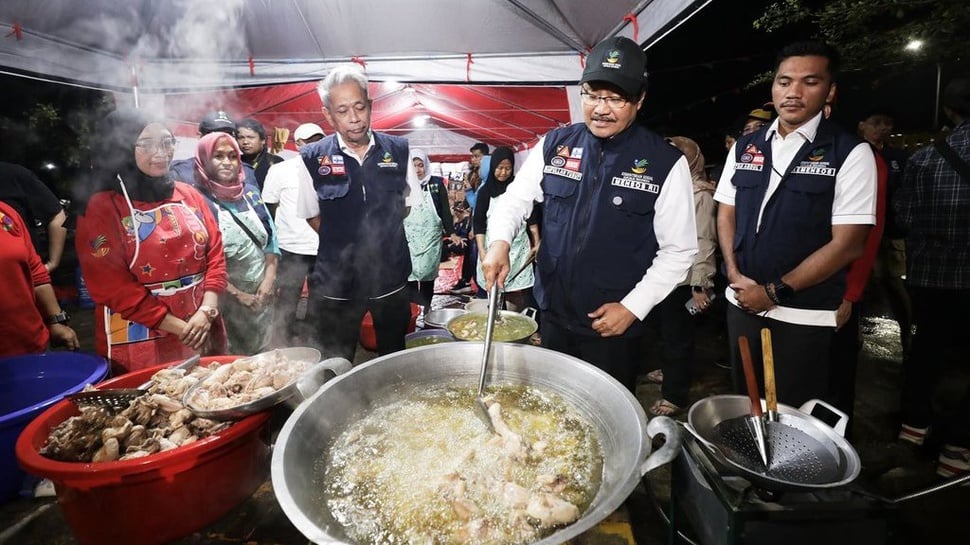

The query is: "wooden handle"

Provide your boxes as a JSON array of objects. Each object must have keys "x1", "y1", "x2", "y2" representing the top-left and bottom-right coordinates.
[
  {"x1": 761, "y1": 328, "x2": 777, "y2": 412},
  {"x1": 738, "y1": 336, "x2": 763, "y2": 417}
]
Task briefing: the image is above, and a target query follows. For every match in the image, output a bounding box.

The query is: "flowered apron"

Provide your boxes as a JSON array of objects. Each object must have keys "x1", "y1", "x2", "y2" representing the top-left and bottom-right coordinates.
[
  {"x1": 404, "y1": 185, "x2": 443, "y2": 281},
  {"x1": 103, "y1": 202, "x2": 220, "y2": 372},
  {"x1": 216, "y1": 200, "x2": 272, "y2": 355},
  {"x1": 477, "y1": 192, "x2": 534, "y2": 292}
]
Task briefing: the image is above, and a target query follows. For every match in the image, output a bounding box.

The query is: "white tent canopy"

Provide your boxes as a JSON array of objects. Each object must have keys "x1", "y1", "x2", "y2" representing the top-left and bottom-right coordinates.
[{"x1": 0, "y1": 0, "x2": 710, "y2": 92}]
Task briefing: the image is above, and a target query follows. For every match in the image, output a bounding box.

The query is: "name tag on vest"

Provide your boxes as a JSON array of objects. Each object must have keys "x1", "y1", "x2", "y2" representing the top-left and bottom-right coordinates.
[
  {"x1": 611, "y1": 177, "x2": 659, "y2": 193},
  {"x1": 735, "y1": 163, "x2": 763, "y2": 171},
  {"x1": 791, "y1": 165, "x2": 836, "y2": 176},
  {"x1": 543, "y1": 165, "x2": 583, "y2": 181}
]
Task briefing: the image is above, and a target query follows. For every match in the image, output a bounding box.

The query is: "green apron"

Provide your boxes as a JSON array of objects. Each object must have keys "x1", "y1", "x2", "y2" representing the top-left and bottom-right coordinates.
[
  {"x1": 404, "y1": 184, "x2": 444, "y2": 282},
  {"x1": 217, "y1": 200, "x2": 273, "y2": 355},
  {"x1": 477, "y1": 192, "x2": 534, "y2": 292}
]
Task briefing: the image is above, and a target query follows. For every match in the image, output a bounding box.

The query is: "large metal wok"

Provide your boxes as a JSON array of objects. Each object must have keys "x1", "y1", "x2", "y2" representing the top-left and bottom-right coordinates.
[
  {"x1": 272, "y1": 342, "x2": 682, "y2": 545},
  {"x1": 684, "y1": 395, "x2": 861, "y2": 491}
]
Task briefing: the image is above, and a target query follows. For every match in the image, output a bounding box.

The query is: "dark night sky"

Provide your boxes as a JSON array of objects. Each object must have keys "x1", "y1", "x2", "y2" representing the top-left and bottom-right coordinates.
[{"x1": 640, "y1": 0, "x2": 968, "y2": 160}]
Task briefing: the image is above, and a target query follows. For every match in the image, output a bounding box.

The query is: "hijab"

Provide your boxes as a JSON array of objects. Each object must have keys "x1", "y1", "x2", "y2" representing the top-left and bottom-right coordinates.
[
  {"x1": 410, "y1": 148, "x2": 433, "y2": 187},
  {"x1": 194, "y1": 132, "x2": 246, "y2": 201},
  {"x1": 85, "y1": 108, "x2": 175, "y2": 207},
  {"x1": 484, "y1": 146, "x2": 515, "y2": 198},
  {"x1": 668, "y1": 136, "x2": 716, "y2": 193}
]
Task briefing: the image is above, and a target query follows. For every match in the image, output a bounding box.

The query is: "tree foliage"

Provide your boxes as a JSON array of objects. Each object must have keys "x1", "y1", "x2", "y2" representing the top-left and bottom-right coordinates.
[{"x1": 755, "y1": 0, "x2": 969, "y2": 72}]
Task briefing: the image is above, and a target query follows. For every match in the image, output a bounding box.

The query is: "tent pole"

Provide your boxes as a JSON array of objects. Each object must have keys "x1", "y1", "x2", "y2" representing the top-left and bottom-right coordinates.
[{"x1": 131, "y1": 65, "x2": 140, "y2": 108}]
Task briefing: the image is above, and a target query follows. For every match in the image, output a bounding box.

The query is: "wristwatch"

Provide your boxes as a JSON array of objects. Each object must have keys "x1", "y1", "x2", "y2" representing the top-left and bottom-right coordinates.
[
  {"x1": 198, "y1": 305, "x2": 219, "y2": 321},
  {"x1": 692, "y1": 286, "x2": 705, "y2": 293},
  {"x1": 46, "y1": 311, "x2": 71, "y2": 325},
  {"x1": 771, "y1": 281, "x2": 795, "y2": 304}
]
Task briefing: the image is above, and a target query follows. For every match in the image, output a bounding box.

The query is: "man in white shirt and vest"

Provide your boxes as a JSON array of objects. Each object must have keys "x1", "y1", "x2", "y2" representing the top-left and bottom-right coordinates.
[
  {"x1": 481, "y1": 36, "x2": 697, "y2": 391},
  {"x1": 715, "y1": 41, "x2": 877, "y2": 407}
]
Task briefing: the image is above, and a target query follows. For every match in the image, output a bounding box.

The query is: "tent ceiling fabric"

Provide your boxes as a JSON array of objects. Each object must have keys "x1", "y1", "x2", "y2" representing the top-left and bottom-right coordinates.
[
  {"x1": 0, "y1": 0, "x2": 707, "y2": 91},
  {"x1": 162, "y1": 81, "x2": 573, "y2": 157},
  {"x1": 0, "y1": 0, "x2": 709, "y2": 156}
]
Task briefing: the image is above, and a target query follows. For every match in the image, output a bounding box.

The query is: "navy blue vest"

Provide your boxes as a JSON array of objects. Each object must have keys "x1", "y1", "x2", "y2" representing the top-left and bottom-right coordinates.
[
  {"x1": 536, "y1": 123, "x2": 681, "y2": 336},
  {"x1": 301, "y1": 133, "x2": 411, "y2": 299},
  {"x1": 730, "y1": 118, "x2": 863, "y2": 310}
]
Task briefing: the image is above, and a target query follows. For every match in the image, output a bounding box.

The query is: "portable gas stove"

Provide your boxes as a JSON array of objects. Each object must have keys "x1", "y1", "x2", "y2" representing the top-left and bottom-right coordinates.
[{"x1": 669, "y1": 436, "x2": 897, "y2": 545}]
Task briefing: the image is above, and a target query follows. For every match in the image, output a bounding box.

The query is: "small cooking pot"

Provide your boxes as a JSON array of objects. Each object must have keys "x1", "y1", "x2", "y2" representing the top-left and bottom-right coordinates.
[
  {"x1": 684, "y1": 395, "x2": 861, "y2": 491},
  {"x1": 423, "y1": 307, "x2": 466, "y2": 329},
  {"x1": 447, "y1": 307, "x2": 538, "y2": 344}
]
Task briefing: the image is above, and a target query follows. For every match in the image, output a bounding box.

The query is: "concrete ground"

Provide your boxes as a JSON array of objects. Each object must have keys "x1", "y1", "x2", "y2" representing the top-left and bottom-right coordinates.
[{"x1": 2, "y1": 286, "x2": 967, "y2": 544}]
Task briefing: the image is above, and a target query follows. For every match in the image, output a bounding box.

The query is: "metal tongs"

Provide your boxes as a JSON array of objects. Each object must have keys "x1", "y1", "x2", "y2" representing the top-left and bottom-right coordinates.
[{"x1": 67, "y1": 354, "x2": 201, "y2": 411}]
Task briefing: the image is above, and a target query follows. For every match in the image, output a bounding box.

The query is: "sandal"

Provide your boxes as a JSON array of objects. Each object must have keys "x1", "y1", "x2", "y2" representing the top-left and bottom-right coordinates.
[
  {"x1": 645, "y1": 369, "x2": 664, "y2": 384},
  {"x1": 649, "y1": 399, "x2": 683, "y2": 417}
]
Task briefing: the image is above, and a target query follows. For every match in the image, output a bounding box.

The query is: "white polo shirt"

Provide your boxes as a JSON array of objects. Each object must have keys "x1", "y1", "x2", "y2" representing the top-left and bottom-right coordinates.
[{"x1": 262, "y1": 157, "x2": 318, "y2": 256}]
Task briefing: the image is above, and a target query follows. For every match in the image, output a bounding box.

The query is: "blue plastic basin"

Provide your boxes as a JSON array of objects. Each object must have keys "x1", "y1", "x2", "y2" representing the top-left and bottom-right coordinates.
[{"x1": 0, "y1": 352, "x2": 108, "y2": 502}]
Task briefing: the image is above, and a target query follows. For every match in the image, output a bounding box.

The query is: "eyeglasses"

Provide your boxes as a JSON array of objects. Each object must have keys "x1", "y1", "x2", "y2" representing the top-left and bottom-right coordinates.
[
  {"x1": 580, "y1": 91, "x2": 629, "y2": 109},
  {"x1": 135, "y1": 137, "x2": 177, "y2": 153}
]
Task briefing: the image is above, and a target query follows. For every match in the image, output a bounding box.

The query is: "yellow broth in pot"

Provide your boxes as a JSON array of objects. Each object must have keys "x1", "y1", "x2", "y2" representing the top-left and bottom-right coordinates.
[
  {"x1": 447, "y1": 313, "x2": 536, "y2": 342},
  {"x1": 313, "y1": 385, "x2": 603, "y2": 545}
]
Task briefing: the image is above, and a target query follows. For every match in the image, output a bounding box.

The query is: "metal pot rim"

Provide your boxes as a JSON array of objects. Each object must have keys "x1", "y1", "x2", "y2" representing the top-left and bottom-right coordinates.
[{"x1": 685, "y1": 395, "x2": 861, "y2": 491}]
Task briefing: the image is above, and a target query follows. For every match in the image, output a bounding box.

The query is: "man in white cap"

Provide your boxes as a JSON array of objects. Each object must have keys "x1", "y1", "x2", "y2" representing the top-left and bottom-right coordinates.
[
  {"x1": 262, "y1": 122, "x2": 325, "y2": 346},
  {"x1": 481, "y1": 36, "x2": 697, "y2": 391}
]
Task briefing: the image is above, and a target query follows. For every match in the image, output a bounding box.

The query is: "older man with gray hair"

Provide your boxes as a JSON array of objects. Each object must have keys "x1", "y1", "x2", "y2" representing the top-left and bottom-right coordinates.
[{"x1": 294, "y1": 64, "x2": 420, "y2": 361}]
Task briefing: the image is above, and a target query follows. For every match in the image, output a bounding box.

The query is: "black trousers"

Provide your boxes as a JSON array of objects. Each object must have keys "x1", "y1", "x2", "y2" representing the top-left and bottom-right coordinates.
[
  {"x1": 272, "y1": 249, "x2": 316, "y2": 347},
  {"x1": 407, "y1": 280, "x2": 436, "y2": 310},
  {"x1": 308, "y1": 287, "x2": 410, "y2": 362},
  {"x1": 726, "y1": 304, "x2": 834, "y2": 409},
  {"x1": 643, "y1": 285, "x2": 696, "y2": 408},
  {"x1": 901, "y1": 286, "x2": 970, "y2": 447},
  {"x1": 828, "y1": 301, "x2": 862, "y2": 436},
  {"x1": 541, "y1": 317, "x2": 642, "y2": 393}
]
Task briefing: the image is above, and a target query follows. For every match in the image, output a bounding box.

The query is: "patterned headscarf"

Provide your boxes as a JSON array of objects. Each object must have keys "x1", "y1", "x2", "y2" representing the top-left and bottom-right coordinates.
[{"x1": 194, "y1": 132, "x2": 246, "y2": 201}]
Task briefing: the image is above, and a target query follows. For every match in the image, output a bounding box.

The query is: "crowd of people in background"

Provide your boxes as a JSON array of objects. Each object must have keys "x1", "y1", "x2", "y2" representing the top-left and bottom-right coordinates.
[{"x1": 2, "y1": 38, "x2": 968, "y2": 481}]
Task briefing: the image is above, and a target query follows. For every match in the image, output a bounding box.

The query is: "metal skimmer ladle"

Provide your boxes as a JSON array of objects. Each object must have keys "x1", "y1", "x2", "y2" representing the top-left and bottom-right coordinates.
[
  {"x1": 475, "y1": 280, "x2": 502, "y2": 432},
  {"x1": 67, "y1": 354, "x2": 201, "y2": 411},
  {"x1": 474, "y1": 248, "x2": 538, "y2": 432}
]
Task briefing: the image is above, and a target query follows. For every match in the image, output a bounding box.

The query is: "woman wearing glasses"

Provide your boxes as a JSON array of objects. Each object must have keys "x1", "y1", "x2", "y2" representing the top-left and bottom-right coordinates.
[{"x1": 76, "y1": 108, "x2": 228, "y2": 374}]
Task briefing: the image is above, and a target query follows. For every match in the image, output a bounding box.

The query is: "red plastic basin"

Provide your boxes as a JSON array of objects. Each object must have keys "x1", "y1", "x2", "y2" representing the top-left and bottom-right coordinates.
[
  {"x1": 15, "y1": 356, "x2": 272, "y2": 545},
  {"x1": 359, "y1": 302, "x2": 420, "y2": 351}
]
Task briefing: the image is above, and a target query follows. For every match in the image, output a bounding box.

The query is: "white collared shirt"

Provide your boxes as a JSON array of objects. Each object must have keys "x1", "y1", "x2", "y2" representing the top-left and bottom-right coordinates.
[
  {"x1": 487, "y1": 133, "x2": 698, "y2": 320},
  {"x1": 714, "y1": 112, "x2": 877, "y2": 326},
  {"x1": 294, "y1": 131, "x2": 420, "y2": 219}
]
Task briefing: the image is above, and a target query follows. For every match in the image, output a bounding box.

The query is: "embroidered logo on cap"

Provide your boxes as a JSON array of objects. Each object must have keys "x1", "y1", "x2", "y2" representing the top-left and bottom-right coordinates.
[{"x1": 605, "y1": 49, "x2": 621, "y2": 67}]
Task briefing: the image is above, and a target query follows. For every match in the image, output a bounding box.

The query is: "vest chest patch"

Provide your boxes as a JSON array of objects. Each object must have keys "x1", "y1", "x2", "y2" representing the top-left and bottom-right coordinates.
[
  {"x1": 737, "y1": 143, "x2": 765, "y2": 171},
  {"x1": 543, "y1": 165, "x2": 583, "y2": 180},
  {"x1": 791, "y1": 165, "x2": 836, "y2": 176},
  {"x1": 318, "y1": 155, "x2": 345, "y2": 176},
  {"x1": 611, "y1": 176, "x2": 659, "y2": 193},
  {"x1": 378, "y1": 151, "x2": 399, "y2": 169}
]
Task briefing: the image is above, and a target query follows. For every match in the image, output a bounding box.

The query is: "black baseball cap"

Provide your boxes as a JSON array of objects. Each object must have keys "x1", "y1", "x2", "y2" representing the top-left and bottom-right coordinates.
[
  {"x1": 581, "y1": 36, "x2": 647, "y2": 98},
  {"x1": 199, "y1": 110, "x2": 236, "y2": 135}
]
